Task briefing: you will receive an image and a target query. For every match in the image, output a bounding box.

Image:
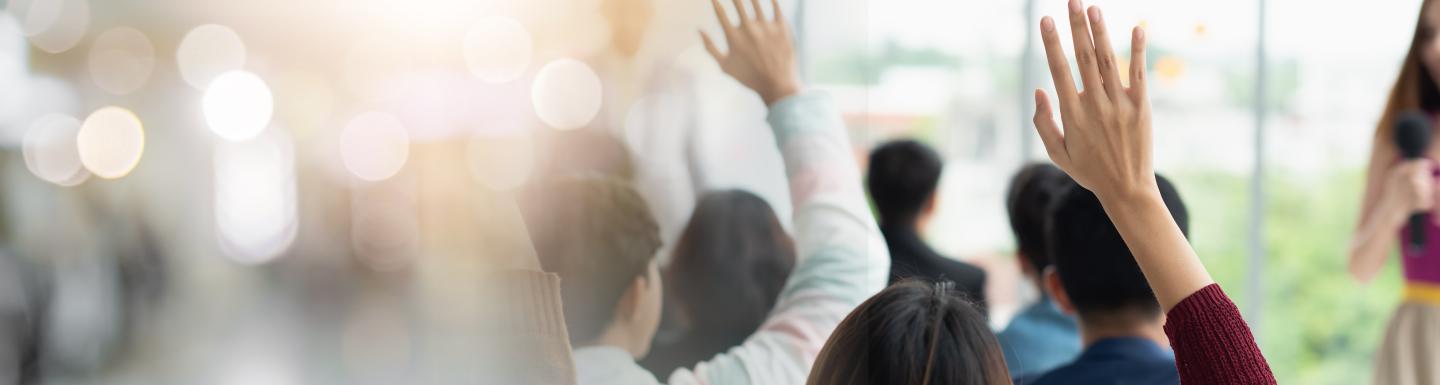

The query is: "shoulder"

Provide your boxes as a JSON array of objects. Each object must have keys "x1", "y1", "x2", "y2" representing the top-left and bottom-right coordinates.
[
  {"x1": 1021, "y1": 363, "x2": 1081, "y2": 385},
  {"x1": 937, "y1": 256, "x2": 986, "y2": 282}
]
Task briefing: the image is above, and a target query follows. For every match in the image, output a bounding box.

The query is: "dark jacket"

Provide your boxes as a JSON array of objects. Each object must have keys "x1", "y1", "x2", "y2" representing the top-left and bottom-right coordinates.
[{"x1": 881, "y1": 224, "x2": 987, "y2": 311}]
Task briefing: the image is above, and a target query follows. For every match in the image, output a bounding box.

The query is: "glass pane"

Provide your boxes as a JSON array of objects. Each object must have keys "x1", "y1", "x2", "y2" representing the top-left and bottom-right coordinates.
[
  {"x1": 800, "y1": 0, "x2": 1034, "y2": 321},
  {"x1": 1264, "y1": 0, "x2": 1422, "y2": 382}
]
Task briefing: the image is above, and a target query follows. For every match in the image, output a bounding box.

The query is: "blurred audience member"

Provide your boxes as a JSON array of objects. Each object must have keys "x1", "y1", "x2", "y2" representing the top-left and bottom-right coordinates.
[
  {"x1": 997, "y1": 163, "x2": 1080, "y2": 382},
  {"x1": 520, "y1": 177, "x2": 665, "y2": 382},
  {"x1": 867, "y1": 139, "x2": 986, "y2": 309},
  {"x1": 1024, "y1": 176, "x2": 1188, "y2": 385},
  {"x1": 641, "y1": 190, "x2": 796, "y2": 376},
  {"x1": 518, "y1": 1, "x2": 889, "y2": 383},
  {"x1": 807, "y1": 279, "x2": 1010, "y2": 385}
]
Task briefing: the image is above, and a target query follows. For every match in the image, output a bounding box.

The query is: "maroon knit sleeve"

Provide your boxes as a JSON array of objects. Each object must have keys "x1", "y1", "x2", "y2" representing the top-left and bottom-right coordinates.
[{"x1": 1163, "y1": 284, "x2": 1276, "y2": 384}]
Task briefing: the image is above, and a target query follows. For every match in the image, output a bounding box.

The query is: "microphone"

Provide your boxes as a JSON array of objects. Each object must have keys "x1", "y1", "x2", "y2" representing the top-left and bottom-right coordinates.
[{"x1": 1395, "y1": 111, "x2": 1432, "y2": 253}]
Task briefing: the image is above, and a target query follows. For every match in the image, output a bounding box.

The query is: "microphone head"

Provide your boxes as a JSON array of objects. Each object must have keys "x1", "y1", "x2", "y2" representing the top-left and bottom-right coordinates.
[{"x1": 1396, "y1": 111, "x2": 1432, "y2": 158}]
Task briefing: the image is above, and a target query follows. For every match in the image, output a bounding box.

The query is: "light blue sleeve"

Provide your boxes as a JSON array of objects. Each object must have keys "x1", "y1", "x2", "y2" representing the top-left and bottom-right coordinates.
[{"x1": 667, "y1": 91, "x2": 890, "y2": 385}]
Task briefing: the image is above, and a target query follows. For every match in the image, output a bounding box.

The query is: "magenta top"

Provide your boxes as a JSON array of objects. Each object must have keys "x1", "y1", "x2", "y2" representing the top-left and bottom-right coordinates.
[
  {"x1": 1399, "y1": 212, "x2": 1440, "y2": 285},
  {"x1": 1398, "y1": 166, "x2": 1440, "y2": 285}
]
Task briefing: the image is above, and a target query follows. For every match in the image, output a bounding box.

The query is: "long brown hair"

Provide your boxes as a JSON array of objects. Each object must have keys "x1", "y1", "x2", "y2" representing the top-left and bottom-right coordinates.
[
  {"x1": 1379, "y1": 0, "x2": 1440, "y2": 139},
  {"x1": 805, "y1": 280, "x2": 1010, "y2": 385}
]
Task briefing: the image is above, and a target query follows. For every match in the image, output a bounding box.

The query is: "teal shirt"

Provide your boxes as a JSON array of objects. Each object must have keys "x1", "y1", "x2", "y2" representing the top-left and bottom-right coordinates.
[{"x1": 998, "y1": 295, "x2": 1082, "y2": 382}]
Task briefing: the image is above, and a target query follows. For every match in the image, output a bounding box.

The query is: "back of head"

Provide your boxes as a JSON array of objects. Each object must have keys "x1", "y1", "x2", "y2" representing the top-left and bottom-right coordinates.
[
  {"x1": 807, "y1": 280, "x2": 1009, "y2": 385},
  {"x1": 519, "y1": 177, "x2": 661, "y2": 344},
  {"x1": 1005, "y1": 163, "x2": 1072, "y2": 273},
  {"x1": 867, "y1": 140, "x2": 944, "y2": 226},
  {"x1": 1048, "y1": 175, "x2": 1189, "y2": 323},
  {"x1": 667, "y1": 189, "x2": 796, "y2": 338}
]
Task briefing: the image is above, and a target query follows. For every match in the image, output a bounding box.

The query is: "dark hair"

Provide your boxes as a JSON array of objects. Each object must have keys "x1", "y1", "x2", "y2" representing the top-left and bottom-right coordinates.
[
  {"x1": 1048, "y1": 175, "x2": 1189, "y2": 322},
  {"x1": 1004, "y1": 163, "x2": 1072, "y2": 273},
  {"x1": 1379, "y1": 0, "x2": 1440, "y2": 140},
  {"x1": 519, "y1": 177, "x2": 661, "y2": 344},
  {"x1": 537, "y1": 129, "x2": 636, "y2": 182},
  {"x1": 645, "y1": 190, "x2": 796, "y2": 375},
  {"x1": 806, "y1": 280, "x2": 1010, "y2": 385},
  {"x1": 867, "y1": 140, "x2": 944, "y2": 226}
]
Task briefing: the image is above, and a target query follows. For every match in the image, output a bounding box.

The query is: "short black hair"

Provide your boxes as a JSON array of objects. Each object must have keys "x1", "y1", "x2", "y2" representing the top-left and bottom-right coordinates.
[
  {"x1": 1049, "y1": 175, "x2": 1189, "y2": 322},
  {"x1": 866, "y1": 140, "x2": 943, "y2": 225},
  {"x1": 1005, "y1": 163, "x2": 1072, "y2": 273},
  {"x1": 806, "y1": 279, "x2": 1009, "y2": 385},
  {"x1": 519, "y1": 177, "x2": 661, "y2": 344}
]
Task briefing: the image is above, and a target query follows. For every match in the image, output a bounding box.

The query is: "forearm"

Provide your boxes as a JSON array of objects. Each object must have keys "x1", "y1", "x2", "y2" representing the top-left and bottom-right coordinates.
[
  {"x1": 767, "y1": 91, "x2": 887, "y2": 296},
  {"x1": 672, "y1": 92, "x2": 889, "y2": 385},
  {"x1": 1164, "y1": 284, "x2": 1276, "y2": 384},
  {"x1": 1098, "y1": 190, "x2": 1213, "y2": 311},
  {"x1": 1349, "y1": 200, "x2": 1405, "y2": 282},
  {"x1": 768, "y1": 92, "x2": 866, "y2": 211}
]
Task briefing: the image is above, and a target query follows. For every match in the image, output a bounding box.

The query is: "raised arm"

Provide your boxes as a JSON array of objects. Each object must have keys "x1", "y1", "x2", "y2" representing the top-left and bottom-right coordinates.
[
  {"x1": 667, "y1": 1, "x2": 889, "y2": 384},
  {"x1": 1032, "y1": 0, "x2": 1209, "y2": 310},
  {"x1": 1350, "y1": 138, "x2": 1432, "y2": 283},
  {"x1": 1032, "y1": 1, "x2": 1274, "y2": 383}
]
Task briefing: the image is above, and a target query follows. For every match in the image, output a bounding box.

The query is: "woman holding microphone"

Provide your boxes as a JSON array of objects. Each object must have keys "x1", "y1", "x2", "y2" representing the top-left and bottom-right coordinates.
[{"x1": 1350, "y1": 1, "x2": 1440, "y2": 384}]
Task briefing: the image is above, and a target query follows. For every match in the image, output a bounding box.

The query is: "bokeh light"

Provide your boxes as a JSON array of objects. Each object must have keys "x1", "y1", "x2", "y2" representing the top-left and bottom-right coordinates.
[
  {"x1": 6, "y1": 0, "x2": 89, "y2": 53},
  {"x1": 341, "y1": 112, "x2": 410, "y2": 182},
  {"x1": 214, "y1": 132, "x2": 298, "y2": 265},
  {"x1": 0, "y1": 14, "x2": 29, "y2": 137},
  {"x1": 0, "y1": 14, "x2": 26, "y2": 83},
  {"x1": 531, "y1": 58, "x2": 602, "y2": 131},
  {"x1": 88, "y1": 26, "x2": 155, "y2": 95},
  {"x1": 22, "y1": 114, "x2": 89, "y2": 186},
  {"x1": 176, "y1": 24, "x2": 247, "y2": 89},
  {"x1": 1, "y1": 76, "x2": 81, "y2": 146},
  {"x1": 467, "y1": 132, "x2": 534, "y2": 191},
  {"x1": 463, "y1": 16, "x2": 533, "y2": 83},
  {"x1": 203, "y1": 71, "x2": 275, "y2": 141},
  {"x1": 76, "y1": 106, "x2": 144, "y2": 179}
]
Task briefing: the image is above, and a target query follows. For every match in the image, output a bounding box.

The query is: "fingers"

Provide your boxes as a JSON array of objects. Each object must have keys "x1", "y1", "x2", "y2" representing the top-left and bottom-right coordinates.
[
  {"x1": 1066, "y1": 0, "x2": 1105, "y2": 101},
  {"x1": 701, "y1": 31, "x2": 724, "y2": 62},
  {"x1": 750, "y1": 0, "x2": 767, "y2": 21},
  {"x1": 1416, "y1": 168, "x2": 1435, "y2": 211},
  {"x1": 1034, "y1": 89, "x2": 1071, "y2": 168},
  {"x1": 1040, "y1": 17, "x2": 1079, "y2": 106},
  {"x1": 732, "y1": 0, "x2": 751, "y2": 26},
  {"x1": 1129, "y1": 26, "x2": 1148, "y2": 103},
  {"x1": 1086, "y1": 6, "x2": 1123, "y2": 100},
  {"x1": 771, "y1": 0, "x2": 785, "y2": 23},
  {"x1": 711, "y1": 0, "x2": 736, "y2": 33}
]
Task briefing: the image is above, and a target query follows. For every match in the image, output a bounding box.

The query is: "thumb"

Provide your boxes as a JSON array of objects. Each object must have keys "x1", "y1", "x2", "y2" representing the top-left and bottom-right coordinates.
[{"x1": 1034, "y1": 89, "x2": 1070, "y2": 168}]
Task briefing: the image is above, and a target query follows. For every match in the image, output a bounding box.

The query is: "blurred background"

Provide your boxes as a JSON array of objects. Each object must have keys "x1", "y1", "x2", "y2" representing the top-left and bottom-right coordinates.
[{"x1": 0, "y1": 0, "x2": 1417, "y2": 383}]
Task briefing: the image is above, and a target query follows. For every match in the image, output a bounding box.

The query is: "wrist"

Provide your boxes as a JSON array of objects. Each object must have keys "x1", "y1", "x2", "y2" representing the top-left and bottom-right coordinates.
[
  {"x1": 1379, "y1": 198, "x2": 1415, "y2": 228},
  {"x1": 760, "y1": 79, "x2": 802, "y2": 106},
  {"x1": 1096, "y1": 184, "x2": 1167, "y2": 221},
  {"x1": 1094, "y1": 178, "x2": 1162, "y2": 207}
]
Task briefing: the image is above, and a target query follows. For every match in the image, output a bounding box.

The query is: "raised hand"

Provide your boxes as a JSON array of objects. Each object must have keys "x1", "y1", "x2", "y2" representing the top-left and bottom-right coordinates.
[
  {"x1": 1383, "y1": 160, "x2": 1437, "y2": 220},
  {"x1": 1033, "y1": 0, "x2": 1154, "y2": 203},
  {"x1": 1034, "y1": 0, "x2": 1216, "y2": 311},
  {"x1": 701, "y1": 0, "x2": 800, "y2": 106}
]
